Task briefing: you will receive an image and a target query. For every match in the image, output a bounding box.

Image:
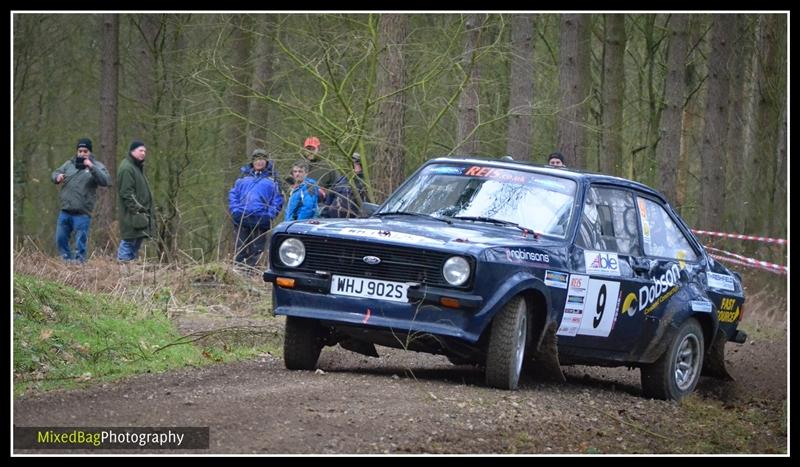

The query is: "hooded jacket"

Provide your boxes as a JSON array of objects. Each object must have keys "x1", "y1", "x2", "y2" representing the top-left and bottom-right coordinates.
[
  {"x1": 117, "y1": 154, "x2": 154, "y2": 240},
  {"x1": 229, "y1": 167, "x2": 284, "y2": 227}
]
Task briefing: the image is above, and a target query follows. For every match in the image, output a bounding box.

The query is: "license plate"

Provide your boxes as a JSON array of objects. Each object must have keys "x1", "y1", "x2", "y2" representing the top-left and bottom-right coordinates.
[{"x1": 330, "y1": 275, "x2": 409, "y2": 303}]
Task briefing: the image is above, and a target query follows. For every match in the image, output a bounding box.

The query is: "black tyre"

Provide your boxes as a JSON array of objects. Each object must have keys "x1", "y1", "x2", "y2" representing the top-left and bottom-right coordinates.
[
  {"x1": 284, "y1": 316, "x2": 323, "y2": 370},
  {"x1": 641, "y1": 318, "x2": 704, "y2": 400},
  {"x1": 485, "y1": 296, "x2": 528, "y2": 390}
]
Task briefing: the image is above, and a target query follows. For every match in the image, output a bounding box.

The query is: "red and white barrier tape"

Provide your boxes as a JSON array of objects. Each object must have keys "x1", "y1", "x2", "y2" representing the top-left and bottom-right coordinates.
[
  {"x1": 707, "y1": 254, "x2": 782, "y2": 272},
  {"x1": 705, "y1": 247, "x2": 788, "y2": 274},
  {"x1": 692, "y1": 229, "x2": 788, "y2": 245}
]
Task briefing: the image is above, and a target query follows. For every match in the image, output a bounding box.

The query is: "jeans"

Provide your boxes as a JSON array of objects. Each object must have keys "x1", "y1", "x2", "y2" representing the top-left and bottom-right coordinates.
[
  {"x1": 56, "y1": 211, "x2": 91, "y2": 262},
  {"x1": 234, "y1": 221, "x2": 270, "y2": 267},
  {"x1": 117, "y1": 237, "x2": 144, "y2": 262}
]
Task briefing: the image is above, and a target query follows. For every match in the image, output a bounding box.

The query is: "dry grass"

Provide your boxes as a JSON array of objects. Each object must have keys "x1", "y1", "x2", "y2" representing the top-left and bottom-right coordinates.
[{"x1": 12, "y1": 243, "x2": 272, "y2": 319}]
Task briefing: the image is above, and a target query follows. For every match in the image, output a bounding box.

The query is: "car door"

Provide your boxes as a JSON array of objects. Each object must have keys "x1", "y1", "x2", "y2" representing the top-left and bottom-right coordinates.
[
  {"x1": 628, "y1": 195, "x2": 705, "y2": 346},
  {"x1": 558, "y1": 185, "x2": 646, "y2": 353}
]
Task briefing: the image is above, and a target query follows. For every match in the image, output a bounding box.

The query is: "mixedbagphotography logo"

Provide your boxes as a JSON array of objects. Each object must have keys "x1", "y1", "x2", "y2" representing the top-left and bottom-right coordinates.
[{"x1": 14, "y1": 426, "x2": 209, "y2": 450}]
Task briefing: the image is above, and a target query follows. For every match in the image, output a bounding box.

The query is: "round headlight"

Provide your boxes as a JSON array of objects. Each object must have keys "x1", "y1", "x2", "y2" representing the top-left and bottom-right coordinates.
[
  {"x1": 278, "y1": 238, "x2": 306, "y2": 267},
  {"x1": 443, "y1": 256, "x2": 470, "y2": 286}
]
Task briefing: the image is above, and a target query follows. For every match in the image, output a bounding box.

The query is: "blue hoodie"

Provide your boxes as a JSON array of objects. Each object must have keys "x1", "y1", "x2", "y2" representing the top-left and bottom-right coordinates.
[
  {"x1": 228, "y1": 168, "x2": 284, "y2": 227},
  {"x1": 285, "y1": 177, "x2": 319, "y2": 221}
]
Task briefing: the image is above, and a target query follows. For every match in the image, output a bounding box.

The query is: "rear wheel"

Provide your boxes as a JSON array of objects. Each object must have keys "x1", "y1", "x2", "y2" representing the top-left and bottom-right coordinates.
[
  {"x1": 641, "y1": 318, "x2": 704, "y2": 400},
  {"x1": 485, "y1": 296, "x2": 528, "y2": 390},
  {"x1": 284, "y1": 317, "x2": 324, "y2": 370}
]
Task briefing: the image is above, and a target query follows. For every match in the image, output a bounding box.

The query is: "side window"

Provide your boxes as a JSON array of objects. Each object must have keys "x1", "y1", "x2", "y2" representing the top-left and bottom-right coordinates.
[
  {"x1": 576, "y1": 186, "x2": 641, "y2": 256},
  {"x1": 637, "y1": 197, "x2": 698, "y2": 261}
]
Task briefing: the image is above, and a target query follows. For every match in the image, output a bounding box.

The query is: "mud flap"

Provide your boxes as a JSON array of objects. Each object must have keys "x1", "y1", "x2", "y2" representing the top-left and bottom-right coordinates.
[
  {"x1": 340, "y1": 338, "x2": 379, "y2": 358},
  {"x1": 701, "y1": 328, "x2": 735, "y2": 381},
  {"x1": 525, "y1": 321, "x2": 566, "y2": 382}
]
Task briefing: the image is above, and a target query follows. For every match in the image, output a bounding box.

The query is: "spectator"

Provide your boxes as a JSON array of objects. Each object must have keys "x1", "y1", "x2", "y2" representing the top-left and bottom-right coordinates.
[
  {"x1": 285, "y1": 162, "x2": 319, "y2": 221},
  {"x1": 116, "y1": 140, "x2": 154, "y2": 262},
  {"x1": 51, "y1": 137, "x2": 111, "y2": 263},
  {"x1": 228, "y1": 149, "x2": 284, "y2": 267},
  {"x1": 302, "y1": 136, "x2": 339, "y2": 201},
  {"x1": 321, "y1": 152, "x2": 370, "y2": 218},
  {"x1": 548, "y1": 152, "x2": 566, "y2": 168}
]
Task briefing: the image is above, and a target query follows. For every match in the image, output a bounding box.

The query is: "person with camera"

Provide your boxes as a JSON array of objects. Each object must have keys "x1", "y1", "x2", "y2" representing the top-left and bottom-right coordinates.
[
  {"x1": 51, "y1": 137, "x2": 111, "y2": 264},
  {"x1": 116, "y1": 140, "x2": 154, "y2": 262}
]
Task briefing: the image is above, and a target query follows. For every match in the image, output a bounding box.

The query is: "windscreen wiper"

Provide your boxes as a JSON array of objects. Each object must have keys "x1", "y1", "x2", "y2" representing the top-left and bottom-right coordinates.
[
  {"x1": 375, "y1": 211, "x2": 452, "y2": 224},
  {"x1": 452, "y1": 216, "x2": 540, "y2": 237}
]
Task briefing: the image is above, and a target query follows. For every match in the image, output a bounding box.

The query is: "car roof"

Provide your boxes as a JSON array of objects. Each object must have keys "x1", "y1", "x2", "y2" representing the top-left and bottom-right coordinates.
[{"x1": 427, "y1": 156, "x2": 668, "y2": 204}]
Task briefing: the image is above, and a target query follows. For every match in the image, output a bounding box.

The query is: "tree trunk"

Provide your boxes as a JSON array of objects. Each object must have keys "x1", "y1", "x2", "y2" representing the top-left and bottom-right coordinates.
[
  {"x1": 227, "y1": 14, "x2": 251, "y2": 169},
  {"x1": 699, "y1": 14, "x2": 734, "y2": 230},
  {"x1": 96, "y1": 13, "x2": 119, "y2": 251},
  {"x1": 601, "y1": 14, "x2": 625, "y2": 176},
  {"x1": 655, "y1": 14, "x2": 688, "y2": 204},
  {"x1": 373, "y1": 14, "x2": 409, "y2": 200},
  {"x1": 557, "y1": 14, "x2": 591, "y2": 169},
  {"x1": 505, "y1": 14, "x2": 535, "y2": 161},
  {"x1": 457, "y1": 14, "x2": 483, "y2": 156},
  {"x1": 724, "y1": 15, "x2": 752, "y2": 232},
  {"x1": 247, "y1": 16, "x2": 275, "y2": 155}
]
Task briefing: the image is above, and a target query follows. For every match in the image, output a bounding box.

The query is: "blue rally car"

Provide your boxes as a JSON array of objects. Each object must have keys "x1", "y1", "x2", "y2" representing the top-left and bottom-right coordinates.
[{"x1": 263, "y1": 157, "x2": 747, "y2": 400}]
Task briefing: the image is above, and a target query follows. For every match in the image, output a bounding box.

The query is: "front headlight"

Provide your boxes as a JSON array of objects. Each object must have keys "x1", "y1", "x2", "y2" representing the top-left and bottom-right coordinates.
[
  {"x1": 443, "y1": 256, "x2": 470, "y2": 286},
  {"x1": 278, "y1": 238, "x2": 306, "y2": 267}
]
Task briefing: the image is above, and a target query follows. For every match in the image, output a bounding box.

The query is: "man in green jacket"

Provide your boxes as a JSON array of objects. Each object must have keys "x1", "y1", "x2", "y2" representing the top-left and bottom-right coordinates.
[
  {"x1": 116, "y1": 140, "x2": 154, "y2": 262},
  {"x1": 51, "y1": 137, "x2": 111, "y2": 263}
]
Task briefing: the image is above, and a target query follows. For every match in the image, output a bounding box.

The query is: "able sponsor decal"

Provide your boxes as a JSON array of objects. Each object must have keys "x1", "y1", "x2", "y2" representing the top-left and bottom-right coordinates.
[
  {"x1": 717, "y1": 297, "x2": 741, "y2": 323},
  {"x1": 639, "y1": 264, "x2": 682, "y2": 315},
  {"x1": 584, "y1": 251, "x2": 621, "y2": 276},
  {"x1": 707, "y1": 271, "x2": 735, "y2": 292},
  {"x1": 690, "y1": 300, "x2": 713, "y2": 313},
  {"x1": 505, "y1": 248, "x2": 550, "y2": 265},
  {"x1": 338, "y1": 228, "x2": 445, "y2": 245},
  {"x1": 544, "y1": 270, "x2": 569, "y2": 289}
]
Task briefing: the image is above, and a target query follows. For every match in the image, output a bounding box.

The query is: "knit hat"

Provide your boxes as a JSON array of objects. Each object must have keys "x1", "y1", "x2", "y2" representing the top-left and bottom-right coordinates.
[
  {"x1": 77, "y1": 138, "x2": 92, "y2": 152},
  {"x1": 548, "y1": 152, "x2": 564, "y2": 164},
  {"x1": 129, "y1": 140, "x2": 145, "y2": 153},
  {"x1": 251, "y1": 148, "x2": 268, "y2": 161}
]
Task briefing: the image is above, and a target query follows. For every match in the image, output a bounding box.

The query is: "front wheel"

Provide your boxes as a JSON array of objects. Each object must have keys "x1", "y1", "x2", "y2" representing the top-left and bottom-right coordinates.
[
  {"x1": 284, "y1": 317, "x2": 324, "y2": 370},
  {"x1": 641, "y1": 318, "x2": 704, "y2": 400},
  {"x1": 485, "y1": 296, "x2": 528, "y2": 390}
]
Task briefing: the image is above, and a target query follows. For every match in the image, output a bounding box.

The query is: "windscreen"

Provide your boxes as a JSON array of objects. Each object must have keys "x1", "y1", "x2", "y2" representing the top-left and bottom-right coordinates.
[{"x1": 379, "y1": 164, "x2": 578, "y2": 238}]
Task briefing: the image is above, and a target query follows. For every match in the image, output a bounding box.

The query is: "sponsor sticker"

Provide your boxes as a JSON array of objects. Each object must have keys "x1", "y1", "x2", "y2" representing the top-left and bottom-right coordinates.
[
  {"x1": 544, "y1": 270, "x2": 569, "y2": 289},
  {"x1": 691, "y1": 300, "x2": 713, "y2": 313},
  {"x1": 707, "y1": 272, "x2": 735, "y2": 291},
  {"x1": 717, "y1": 297, "x2": 741, "y2": 323},
  {"x1": 584, "y1": 251, "x2": 621, "y2": 276},
  {"x1": 557, "y1": 274, "x2": 589, "y2": 337},
  {"x1": 429, "y1": 166, "x2": 464, "y2": 175},
  {"x1": 506, "y1": 248, "x2": 550, "y2": 265}
]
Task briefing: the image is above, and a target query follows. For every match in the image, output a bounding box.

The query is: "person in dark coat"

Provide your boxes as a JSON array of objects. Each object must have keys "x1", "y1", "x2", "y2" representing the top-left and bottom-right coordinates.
[
  {"x1": 51, "y1": 137, "x2": 111, "y2": 263},
  {"x1": 320, "y1": 152, "x2": 370, "y2": 218},
  {"x1": 228, "y1": 149, "x2": 284, "y2": 267},
  {"x1": 116, "y1": 140, "x2": 154, "y2": 262}
]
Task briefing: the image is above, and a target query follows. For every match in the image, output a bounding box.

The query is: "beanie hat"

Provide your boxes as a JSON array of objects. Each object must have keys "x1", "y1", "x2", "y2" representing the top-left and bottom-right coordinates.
[
  {"x1": 77, "y1": 138, "x2": 92, "y2": 152},
  {"x1": 548, "y1": 152, "x2": 564, "y2": 163},
  {"x1": 351, "y1": 152, "x2": 361, "y2": 163},
  {"x1": 303, "y1": 136, "x2": 320, "y2": 150},
  {"x1": 251, "y1": 148, "x2": 268, "y2": 161},
  {"x1": 129, "y1": 140, "x2": 145, "y2": 153}
]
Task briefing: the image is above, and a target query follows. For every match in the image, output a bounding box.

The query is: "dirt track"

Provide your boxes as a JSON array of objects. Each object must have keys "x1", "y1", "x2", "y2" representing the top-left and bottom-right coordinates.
[{"x1": 14, "y1": 316, "x2": 786, "y2": 454}]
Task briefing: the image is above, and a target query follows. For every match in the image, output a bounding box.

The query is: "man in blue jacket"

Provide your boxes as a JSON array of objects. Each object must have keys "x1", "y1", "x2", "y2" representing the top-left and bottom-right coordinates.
[{"x1": 228, "y1": 149, "x2": 284, "y2": 268}]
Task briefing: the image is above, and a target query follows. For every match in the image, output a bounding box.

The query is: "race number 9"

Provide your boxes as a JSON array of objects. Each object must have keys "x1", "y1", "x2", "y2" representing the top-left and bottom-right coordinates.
[{"x1": 593, "y1": 284, "x2": 606, "y2": 328}]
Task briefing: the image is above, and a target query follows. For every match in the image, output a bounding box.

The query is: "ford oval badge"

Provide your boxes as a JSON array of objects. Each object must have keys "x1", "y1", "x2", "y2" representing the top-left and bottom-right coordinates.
[{"x1": 363, "y1": 256, "x2": 381, "y2": 265}]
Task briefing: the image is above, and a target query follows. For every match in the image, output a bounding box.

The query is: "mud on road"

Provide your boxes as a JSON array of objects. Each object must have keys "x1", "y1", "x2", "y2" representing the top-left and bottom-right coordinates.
[{"x1": 14, "y1": 316, "x2": 786, "y2": 454}]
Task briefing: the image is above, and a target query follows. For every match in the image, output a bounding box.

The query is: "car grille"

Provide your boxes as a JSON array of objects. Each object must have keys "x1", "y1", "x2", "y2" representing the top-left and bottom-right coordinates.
[{"x1": 273, "y1": 235, "x2": 460, "y2": 287}]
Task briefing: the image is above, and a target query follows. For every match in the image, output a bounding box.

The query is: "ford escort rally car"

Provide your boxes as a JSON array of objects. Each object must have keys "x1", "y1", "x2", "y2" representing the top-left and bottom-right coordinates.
[{"x1": 263, "y1": 157, "x2": 747, "y2": 400}]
